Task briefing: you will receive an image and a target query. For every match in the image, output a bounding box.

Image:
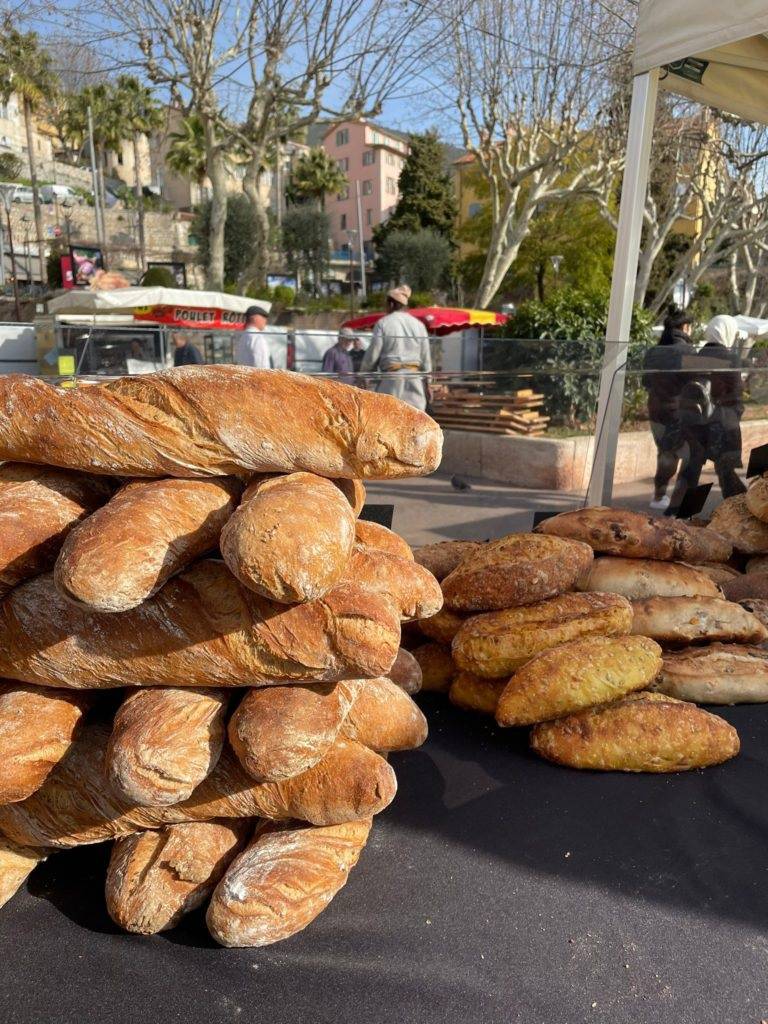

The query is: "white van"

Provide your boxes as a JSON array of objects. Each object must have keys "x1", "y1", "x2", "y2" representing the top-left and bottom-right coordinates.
[
  {"x1": 4, "y1": 184, "x2": 33, "y2": 204},
  {"x1": 40, "y1": 184, "x2": 84, "y2": 204}
]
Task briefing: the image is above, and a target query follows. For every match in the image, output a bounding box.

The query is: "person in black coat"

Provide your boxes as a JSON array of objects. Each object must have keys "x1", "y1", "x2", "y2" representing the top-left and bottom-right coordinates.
[
  {"x1": 172, "y1": 331, "x2": 204, "y2": 366},
  {"x1": 699, "y1": 315, "x2": 747, "y2": 499}
]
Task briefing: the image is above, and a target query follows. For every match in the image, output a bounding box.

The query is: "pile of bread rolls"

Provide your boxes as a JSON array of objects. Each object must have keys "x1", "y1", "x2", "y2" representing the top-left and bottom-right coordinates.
[
  {"x1": 410, "y1": 507, "x2": 759, "y2": 773},
  {"x1": 0, "y1": 366, "x2": 444, "y2": 946}
]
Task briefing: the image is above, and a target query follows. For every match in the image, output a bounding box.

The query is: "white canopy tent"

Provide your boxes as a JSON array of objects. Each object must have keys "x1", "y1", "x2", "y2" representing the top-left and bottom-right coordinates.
[
  {"x1": 587, "y1": 2, "x2": 768, "y2": 504},
  {"x1": 47, "y1": 287, "x2": 268, "y2": 317}
]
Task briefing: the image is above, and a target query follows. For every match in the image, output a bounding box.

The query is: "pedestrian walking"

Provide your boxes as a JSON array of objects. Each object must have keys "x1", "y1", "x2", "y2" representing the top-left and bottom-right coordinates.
[
  {"x1": 321, "y1": 327, "x2": 355, "y2": 382},
  {"x1": 360, "y1": 284, "x2": 431, "y2": 410},
  {"x1": 700, "y1": 314, "x2": 747, "y2": 499},
  {"x1": 234, "y1": 302, "x2": 272, "y2": 368}
]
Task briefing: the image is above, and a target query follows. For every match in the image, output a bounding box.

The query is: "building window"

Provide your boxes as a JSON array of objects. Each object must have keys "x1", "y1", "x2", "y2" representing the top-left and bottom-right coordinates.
[
  {"x1": 372, "y1": 131, "x2": 381, "y2": 144},
  {"x1": 362, "y1": 180, "x2": 373, "y2": 196},
  {"x1": 468, "y1": 202, "x2": 483, "y2": 218},
  {"x1": 385, "y1": 152, "x2": 395, "y2": 166},
  {"x1": 366, "y1": 209, "x2": 372, "y2": 226},
  {"x1": 362, "y1": 150, "x2": 375, "y2": 166},
  {"x1": 337, "y1": 157, "x2": 349, "y2": 172},
  {"x1": 337, "y1": 187, "x2": 349, "y2": 201},
  {"x1": 340, "y1": 213, "x2": 347, "y2": 230},
  {"x1": 385, "y1": 177, "x2": 397, "y2": 195},
  {"x1": 336, "y1": 128, "x2": 349, "y2": 146},
  {"x1": 0, "y1": 104, "x2": 7, "y2": 119}
]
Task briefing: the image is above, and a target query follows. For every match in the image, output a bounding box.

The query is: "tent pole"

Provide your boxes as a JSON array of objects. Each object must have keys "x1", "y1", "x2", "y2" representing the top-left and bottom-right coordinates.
[{"x1": 587, "y1": 69, "x2": 659, "y2": 506}]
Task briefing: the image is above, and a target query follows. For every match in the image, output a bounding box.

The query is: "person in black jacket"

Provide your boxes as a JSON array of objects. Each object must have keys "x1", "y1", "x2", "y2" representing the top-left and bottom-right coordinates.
[
  {"x1": 172, "y1": 331, "x2": 204, "y2": 366},
  {"x1": 699, "y1": 315, "x2": 747, "y2": 498}
]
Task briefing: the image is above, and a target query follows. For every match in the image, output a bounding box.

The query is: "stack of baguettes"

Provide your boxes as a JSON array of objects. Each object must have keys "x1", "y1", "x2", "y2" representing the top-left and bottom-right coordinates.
[
  {"x1": 408, "y1": 507, "x2": 761, "y2": 773},
  {"x1": 0, "y1": 366, "x2": 445, "y2": 947}
]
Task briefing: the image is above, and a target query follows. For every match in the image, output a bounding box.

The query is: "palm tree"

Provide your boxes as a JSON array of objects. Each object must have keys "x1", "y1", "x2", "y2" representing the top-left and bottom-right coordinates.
[
  {"x1": 0, "y1": 30, "x2": 57, "y2": 288},
  {"x1": 287, "y1": 148, "x2": 348, "y2": 211},
  {"x1": 166, "y1": 114, "x2": 208, "y2": 195},
  {"x1": 115, "y1": 76, "x2": 163, "y2": 271}
]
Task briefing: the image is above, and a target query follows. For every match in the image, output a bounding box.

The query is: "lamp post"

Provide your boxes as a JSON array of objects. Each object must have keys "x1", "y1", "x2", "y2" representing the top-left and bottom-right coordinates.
[
  {"x1": 61, "y1": 197, "x2": 74, "y2": 247},
  {"x1": 346, "y1": 228, "x2": 358, "y2": 316},
  {"x1": 21, "y1": 212, "x2": 32, "y2": 292},
  {"x1": 0, "y1": 187, "x2": 22, "y2": 320}
]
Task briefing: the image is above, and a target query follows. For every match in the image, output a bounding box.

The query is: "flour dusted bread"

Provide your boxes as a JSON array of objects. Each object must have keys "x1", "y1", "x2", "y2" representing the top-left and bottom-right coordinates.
[
  {"x1": 107, "y1": 688, "x2": 229, "y2": 805},
  {"x1": 220, "y1": 473, "x2": 356, "y2": 603},
  {"x1": 411, "y1": 642, "x2": 455, "y2": 692},
  {"x1": 449, "y1": 673, "x2": 505, "y2": 715},
  {"x1": 530, "y1": 691, "x2": 740, "y2": 772},
  {"x1": 495, "y1": 635, "x2": 662, "y2": 726},
  {"x1": 0, "y1": 368, "x2": 442, "y2": 479},
  {"x1": 452, "y1": 591, "x2": 632, "y2": 679},
  {"x1": 341, "y1": 677, "x2": 428, "y2": 752},
  {"x1": 228, "y1": 681, "x2": 359, "y2": 782},
  {"x1": 54, "y1": 477, "x2": 240, "y2": 612},
  {"x1": 631, "y1": 596, "x2": 768, "y2": 645},
  {"x1": 0, "y1": 561, "x2": 401, "y2": 689},
  {"x1": 745, "y1": 473, "x2": 768, "y2": 523},
  {"x1": 207, "y1": 818, "x2": 371, "y2": 947},
  {"x1": 0, "y1": 836, "x2": 46, "y2": 909},
  {"x1": 106, "y1": 821, "x2": 248, "y2": 934},
  {"x1": 536, "y1": 506, "x2": 732, "y2": 562},
  {"x1": 355, "y1": 520, "x2": 413, "y2": 561},
  {"x1": 0, "y1": 684, "x2": 87, "y2": 804},
  {"x1": 441, "y1": 533, "x2": 593, "y2": 611},
  {"x1": 579, "y1": 557, "x2": 720, "y2": 600},
  {"x1": 0, "y1": 463, "x2": 113, "y2": 598},
  {"x1": 708, "y1": 495, "x2": 768, "y2": 555},
  {"x1": 0, "y1": 725, "x2": 396, "y2": 848},
  {"x1": 388, "y1": 648, "x2": 422, "y2": 694},
  {"x1": 654, "y1": 644, "x2": 768, "y2": 704},
  {"x1": 414, "y1": 541, "x2": 484, "y2": 581}
]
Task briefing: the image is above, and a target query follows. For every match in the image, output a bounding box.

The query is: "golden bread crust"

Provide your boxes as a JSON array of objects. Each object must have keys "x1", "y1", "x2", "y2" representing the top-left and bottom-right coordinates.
[
  {"x1": 631, "y1": 596, "x2": 768, "y2": 645},
  {"x1": 449, "y1": 673, "x2": 505, "y2": 715},
  {"x1": 745, "y1": 473, "x2": 768, "y2": 523},
  {"x1": 655, "y1": 644, "x2": 768, "y2": 704},
  {"x1": 580, "y1": 557, "x2": 720, "y2": 600},
  {"x1": 708, "y1": 494, "x2": 768, "y2": 555}
]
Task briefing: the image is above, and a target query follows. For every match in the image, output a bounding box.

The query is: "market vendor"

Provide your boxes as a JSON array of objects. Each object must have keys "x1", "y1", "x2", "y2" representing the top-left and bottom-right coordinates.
[
  {"x1": 234, "y1": 303, "x2": 272, "y2": 369},
  {"x1": 172, "y1": 331, "x2": 204, "y2": 366},
  {"x1": 360, "y1": 284, "x2": 431, "y2": 410}
]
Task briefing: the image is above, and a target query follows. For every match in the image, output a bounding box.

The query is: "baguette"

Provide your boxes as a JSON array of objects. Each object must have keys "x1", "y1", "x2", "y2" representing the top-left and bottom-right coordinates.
[
  {"x1": 0, "y1": 462, "x2": 112, "y2": 598},
  {"x1": 0, "y1": 560, "x2": 401, "y2": 689},
  {"x1": 340, "y1": 677, "x2": 428, "y2": 752},
  {"x1": 105, "y1": 821, "x2": 249, "y2": 934},
  {"x1": 220, "y1": 473, "x2": 356, "y2": 603},
  {"x1": 0, "y1": 683, "x2": 87, "y2": 804},
  {"x1": 107, "y1": 688, "x2": 229, "y2": 805},
  {"x1": 0, "y1": 368, "x2": 442, "y2": 479},
  {"x1": 207, "y1": 819, "x2": 371, "y2": 947},
  {"x1": 0, "y1": 835, "x2": 47, "y2": 909},
  {"x1": 227, "y1": 681, "x2": 360, "y2": 782},
  {"x1": 54, "y1": 477, "x2": 241, "y2": 612},
  {"x1": 388, "y1": 648, "x2": 422, "y2": 694},
  {"x1": 0, "y1": 725, "x2": 396, "y2": 848},
  {"x1": 343, "y1": 547, "x2": 443, "y2": 621},
  {"x1": 354, "y1": 520, "x2": 413, "y2": 561}
]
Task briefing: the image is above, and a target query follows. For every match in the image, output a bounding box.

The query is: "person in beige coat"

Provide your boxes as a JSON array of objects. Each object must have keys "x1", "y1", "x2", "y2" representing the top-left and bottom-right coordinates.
[{"x1": 360, "y1": 285, "x2": 431, "y2": 410}]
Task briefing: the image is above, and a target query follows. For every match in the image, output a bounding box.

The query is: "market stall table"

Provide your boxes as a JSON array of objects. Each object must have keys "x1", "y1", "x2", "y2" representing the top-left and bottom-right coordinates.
[{"x1": 1, "y1": 695, "x2": 766, "y2": 1024}]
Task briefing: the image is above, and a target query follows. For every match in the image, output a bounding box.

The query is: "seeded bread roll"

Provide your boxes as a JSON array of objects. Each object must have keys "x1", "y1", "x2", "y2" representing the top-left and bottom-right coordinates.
[
  {"x1": 107, "y1": 688, "x2": 229, "y2": 806},
  {"x1": 579, "y1": 557, "x2": 721, "y2": 600},
  {"x1": 0, "y1": 684, "x2": 88, "y2": 804},
  {"x1": 707, "y1": 494, "x2": 768, "y2": 555},
  {"x1": 207, "y1": 819, "x2": 372, "y2": 947},
  {"x1": 495, "y1": 635, "x2": 662, "y2": 727},
  {"x1": 0, "y1": 725, "x2": 397, "y2": 849},
  {"x1": 220, "y1": 473, "x2": 356, "y2": 604},
  {"x1": 387, "y1": 648, "x2": 422, "y2": 694},
  {"x1": 411, "y1": 642, "x2": 455, "y2": 692},
  {"x1": 0, "y1": 836, "x2": 47, "y2": 909},
  {"x1": 536, "y1": 506, "x2": 732, "y2": 563},
  {"x1": 228, "y1": 681, "x2": 360, "y2": 782},
  {"x1": 106, "y1": 821, "x2": 249, "y2": 934},
  {"x1": 414, "y1": 541, "x2": 485, "y2": 581},
  {"x1": 745, "y1": 473, "x2": 768, "y2": 523},
  {"x1": 631, "y1": 596, "x2": 768, "y2": 646},
  {"x1": 418, "y1": 606, "x2": 469, "y2": 645},
  {"x1": 0, "y1": 368, "x2": 442, "y2": 480},
  {"x1": 453, "y1": 591, "x2": 633, "y2": 679},
  {"x1": 654, "y1": 644, "x2": 768, "y2": 704},
  {"x1": 354, "y1": 520, "x2": 413, "y2": 561},
  {"x1": 0, "y1": 561, "x2": 401, "y2": 689},
  {"x1": 341, "y1": 677, "x2": 428, "y2": 752},
  {"x1": 442, "y1": 532, "x2": 594, "y2": 611},
  {"x1": 342, "y1": 547, "x2": 442, "y2": 621},
  {"x1": 530, "y1": 692, "x2": 740, "y2": 772},
  {"x1": 0, "y1": 462, "x2": 113, "y2": 598},
  {"x1": 54, "y1": 477, "x2": 241, "y2": 612},
  {"x1": 449, "y1": 673, "x2": 505, "y2": 715}
]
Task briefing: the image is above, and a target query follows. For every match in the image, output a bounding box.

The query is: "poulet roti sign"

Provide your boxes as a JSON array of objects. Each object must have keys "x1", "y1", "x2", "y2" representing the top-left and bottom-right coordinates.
[{"x1": 133, "y1": 305, "x2": 246, "y2": 329}]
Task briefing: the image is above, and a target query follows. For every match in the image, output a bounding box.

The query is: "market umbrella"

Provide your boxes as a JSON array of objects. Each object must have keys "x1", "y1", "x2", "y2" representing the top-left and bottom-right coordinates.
[{"x1": 341, "y1": 306, "x2": 507, "y2": 336}]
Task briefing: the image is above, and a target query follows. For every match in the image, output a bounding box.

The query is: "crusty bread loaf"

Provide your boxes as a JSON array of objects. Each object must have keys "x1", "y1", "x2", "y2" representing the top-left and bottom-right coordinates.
[
  {"x1": 54, "y1": 477, "x2": 241, "y2": 612},
  {"x1": 207, "y1": 819, "x2": 371, "y2": 947},
  {"x1": 495, "y1": 635, "x2": 662, "y2": 726},
  {"x1": 0, "y1": 835, "x2": 46, "y2": 909},
  {"x1": 736, "y1": 597, "x2": 768, "y2": 632},
  {"x1": 334, "y1": 478, "x2": 366, "y2": 515},
  {"x1": 0, "y1": 368, "x2": 442, "y2": 479},
  {"x1": 631, "y1": 596, "x2": 768, "y2": 645},
  {"x1": 354, "y1": 520, "x2": 413, "y2": 561},
  {"x1": 708, "y1": 495, "x2": 768, "y2": 555},
  {"x1": 342, "y1": 547, "x2": 442, "y2": 621},
  {"x1": 0, "y1": 684, "x2": 87, "y2": 804},
  {"x1": 228, "y1": 681, "x2": 359, "y2": 782},
  {"x1": 413, "y1": 541, "x2": 484, "y2": 581},
  {"x1": 536, "y1": 506, "x2": 732, "y2": 563},
  {"x1": 0, "y1": 560, "x2": 401, "y2": 689},
  {"x1": 530, "y1": 691, "x2": 740, "y2": 772},
  {"x1": 387, "y1": 648, "x2": 422, "y2": 694},
  {"x1": 442, "y1": 533, "x2": 594, "y2": 611},
  {"x1": 106, "y1": 821, "x2": 248, "y2": 934},
  {"x1": 0, "y1": 725, "x2": 396, "y2": 848},
  {"x1": 746, "y1": 555, "x2": 768, "y2": 575},
  {"x1": 220, "y1": 473, "x2": 356, "y2": 603},
  {"x1": 721, "y1": 573, "x2": 768, "y2": 603},
  {"x1": 340, "y1": 677, "x2": 428, "y2": 752},
  {"x1": 448, "y1": 673, "x2": 505, "y2": 715},
  {"x1": 694, "y1": 562, "x2": 742, "y2": 587},
  {"x1": 452, "y1": 591, "x2": 633, "y2": 679},
  {"x1": 107, "y1": 688, "x2": 229, "y2": 805},
  {"x1": 411, "y1": 642, "x2": 455, "y2": 692},
  {"x1": 655, "y1": 644, "x2": 768, "y2": 704},
  {"x1": 0, "y1": 463, "x2": 113, "y2": 598},
  {"x1": 745, "y1": 473, "x2": 768, "y2": 523},
  {"x1": 417, "y1": 606, "x2": 469, "y2": 645},
  {"x1": 579, "y1": 557, "x2": 721, "y2": 600}
]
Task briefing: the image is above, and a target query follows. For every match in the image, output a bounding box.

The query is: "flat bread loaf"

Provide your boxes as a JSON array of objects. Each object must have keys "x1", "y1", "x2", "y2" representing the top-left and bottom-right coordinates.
[
  {"x1": 631, "y1": 596, "x2": 768, "y2": 646},
  {"x1": 655, "y1": 644, "x2": 768, "y2": 704},
  {"x1": 530, "y1": 691, "x2": 739, "y2": 772},
  {"x1": 536, "y1": 506, "x2": 732, "y2": 563},
  {"x1": 579, "y1": 557, "x2": 720, "y2": 600},
  {"x1": 452, "y1": 591, "x2": 633, "y2": 679},
  {"x1": 707, "y1": 495, "x2": 768, "y2": 555}
]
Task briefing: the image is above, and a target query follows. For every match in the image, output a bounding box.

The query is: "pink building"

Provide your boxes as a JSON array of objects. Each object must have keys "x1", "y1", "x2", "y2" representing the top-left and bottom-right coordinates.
[{"x1": 321, "y1": 120, "x2": 410, "y2": 253}]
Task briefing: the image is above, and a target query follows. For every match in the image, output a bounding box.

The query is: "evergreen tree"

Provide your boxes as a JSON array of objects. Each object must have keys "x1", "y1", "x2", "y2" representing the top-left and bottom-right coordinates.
[
  {"x1": 373, "y1": 131, "x2": 457, "y2": 247},
  {"x1": 193, "y1": 193, "x2": 257, "y2": 286}
]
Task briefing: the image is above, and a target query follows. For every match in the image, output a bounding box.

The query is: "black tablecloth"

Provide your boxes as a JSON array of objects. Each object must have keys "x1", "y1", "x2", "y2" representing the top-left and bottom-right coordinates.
[{"x1": 2, "y1": 696, "x2": 768, "y2": 1024}]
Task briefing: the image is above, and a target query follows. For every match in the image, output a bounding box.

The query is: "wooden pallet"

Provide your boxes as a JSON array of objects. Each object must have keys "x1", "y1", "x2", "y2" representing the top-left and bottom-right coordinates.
[{"x1": 430, "y1": 387, "x2": 549, "y2": 436}]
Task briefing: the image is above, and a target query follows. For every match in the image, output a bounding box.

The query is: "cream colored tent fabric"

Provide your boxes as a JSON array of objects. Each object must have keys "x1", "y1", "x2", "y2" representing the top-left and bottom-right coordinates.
[{"x1": 634, "y1": 1, "x2": 768, "y2": 123}]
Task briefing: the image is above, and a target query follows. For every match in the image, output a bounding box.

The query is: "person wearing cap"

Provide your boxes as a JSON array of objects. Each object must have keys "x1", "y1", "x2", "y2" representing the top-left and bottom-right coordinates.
[
  {"x1": 360, "y1": 284, "x2": 431, "y2": 410},
  {"x1": 234, "y1": 302, "x2": 272, "y2": 369},
  {"x1": 321, "y1": 327, "x2": 355, "y2": 382}
]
